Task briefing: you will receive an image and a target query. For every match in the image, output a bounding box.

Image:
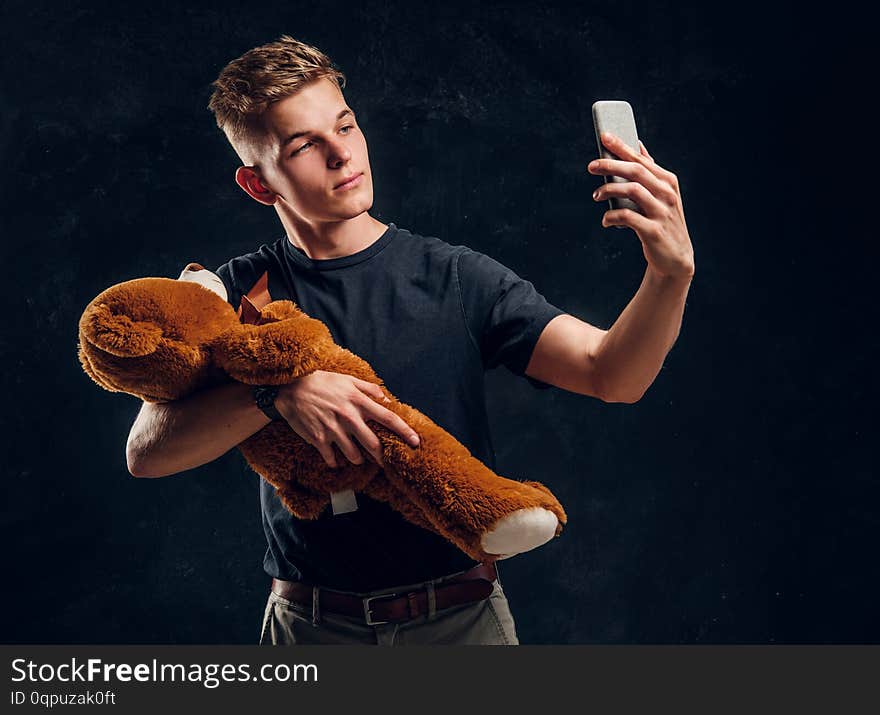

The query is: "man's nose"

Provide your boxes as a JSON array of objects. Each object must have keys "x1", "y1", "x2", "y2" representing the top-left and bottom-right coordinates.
[{"x1": 327, "y1": 138, "x2": 352, "y2": 166}]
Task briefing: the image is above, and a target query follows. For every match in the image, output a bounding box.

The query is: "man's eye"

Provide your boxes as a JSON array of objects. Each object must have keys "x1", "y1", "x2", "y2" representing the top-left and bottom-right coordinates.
[{"x1": 291, "y1": 126, "x2": 354, "y2": 156}]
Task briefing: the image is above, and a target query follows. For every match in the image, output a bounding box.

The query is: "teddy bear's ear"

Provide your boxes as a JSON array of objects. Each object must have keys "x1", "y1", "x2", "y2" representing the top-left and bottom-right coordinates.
[{"x1": 78, "y1": 302, "x2": 164, "y2": 357}]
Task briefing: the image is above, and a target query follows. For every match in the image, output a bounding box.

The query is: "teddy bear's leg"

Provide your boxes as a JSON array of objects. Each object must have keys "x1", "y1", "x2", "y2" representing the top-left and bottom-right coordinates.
[
  {"x1": 479, "y1": 505, "x2": 563, "y2": 559},
  {"x1": 272, "y1": 478, "x2": 331, "y2": 520},
  {"x1": 237, "y1": 421, "x2": 386, "y2": 526},
  {"x1": 381, "y1": 461, "x2": 563, "y2": 562},
  {"x1": 363, "y1": 473, "x2": 442, "y2": 535},
  {"x1": 483, "y1": 505, "x2": 561, "y2": 560},
  {"x1": 374, "y1": 404, "x2": 567, "y2": 563}
]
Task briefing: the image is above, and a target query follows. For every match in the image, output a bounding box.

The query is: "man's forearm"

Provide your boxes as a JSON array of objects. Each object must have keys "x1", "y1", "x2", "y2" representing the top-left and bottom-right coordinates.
[
  {"x1": 126, "y1": 381, "x2": 270, "y2": 478},
  {"x1": 594, "y1": 265, "x2": 692, "y2": 403}
]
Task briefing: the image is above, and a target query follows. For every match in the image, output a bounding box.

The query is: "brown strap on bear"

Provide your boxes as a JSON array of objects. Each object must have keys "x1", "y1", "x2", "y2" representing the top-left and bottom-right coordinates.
[
  {"x1": 235, "y1": 267, "x2": 356, "y2": 516},
  {"x1": 237, "y1": 270, "x2": 272, "y2": 325}
]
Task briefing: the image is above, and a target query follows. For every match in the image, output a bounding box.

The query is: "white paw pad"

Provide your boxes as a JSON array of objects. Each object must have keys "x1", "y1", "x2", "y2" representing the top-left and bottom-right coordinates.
[{"x1": 481, "y1": 507, "x2": 558, "y2": 557}]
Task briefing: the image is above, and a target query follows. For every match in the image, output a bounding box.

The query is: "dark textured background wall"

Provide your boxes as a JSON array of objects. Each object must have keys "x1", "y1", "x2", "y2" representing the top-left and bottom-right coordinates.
[{"x1": 1, "y1": 0, "x2": 874, "y2": 644}]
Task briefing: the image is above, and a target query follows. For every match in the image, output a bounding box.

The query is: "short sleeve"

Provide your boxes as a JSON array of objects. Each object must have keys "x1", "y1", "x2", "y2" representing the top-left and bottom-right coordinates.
[
  {"x1": 214, "y1": 255, "x2": 267, "y2": 312},
  {"x1": 456, "y1": 247, "x2": 566, "y2": 390},
  {"x1": 214, "y1": 262, "x2": 240, "y2": 310}
]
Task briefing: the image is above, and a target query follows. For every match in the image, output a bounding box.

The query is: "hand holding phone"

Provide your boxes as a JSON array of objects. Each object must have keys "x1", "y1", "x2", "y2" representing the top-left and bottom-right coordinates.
[{"x1": 592, "y1": 100, "x2": 643, "y2": 228}]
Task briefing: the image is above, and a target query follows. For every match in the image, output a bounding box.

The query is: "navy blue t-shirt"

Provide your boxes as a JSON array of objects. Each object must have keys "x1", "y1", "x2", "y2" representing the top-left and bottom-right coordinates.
[{"x1": 214, "y1": 222, "x2": 566, "y2": 591}]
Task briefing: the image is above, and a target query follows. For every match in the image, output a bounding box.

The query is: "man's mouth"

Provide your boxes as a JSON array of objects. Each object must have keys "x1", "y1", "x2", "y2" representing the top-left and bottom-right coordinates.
[{"x1": 333, "y1": 172, "x2": 364, "y2": 190}]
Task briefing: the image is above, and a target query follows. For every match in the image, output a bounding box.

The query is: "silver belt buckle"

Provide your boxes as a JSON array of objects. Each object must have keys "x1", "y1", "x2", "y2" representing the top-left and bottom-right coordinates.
[{"x1": 363, "y1": 593, "x2": 396, "y2": 626}]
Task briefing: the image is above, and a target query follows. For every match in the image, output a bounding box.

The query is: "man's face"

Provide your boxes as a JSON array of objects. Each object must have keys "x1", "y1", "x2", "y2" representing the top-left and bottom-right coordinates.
[{"x1": 245, "y1": 78, "x2": 374, "y2": 221}]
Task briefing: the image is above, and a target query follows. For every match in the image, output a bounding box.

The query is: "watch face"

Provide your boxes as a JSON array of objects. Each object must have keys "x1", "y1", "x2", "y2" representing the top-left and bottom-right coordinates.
[{"x1": 254, "y1": 386, "x2": 279, "y2": 410}]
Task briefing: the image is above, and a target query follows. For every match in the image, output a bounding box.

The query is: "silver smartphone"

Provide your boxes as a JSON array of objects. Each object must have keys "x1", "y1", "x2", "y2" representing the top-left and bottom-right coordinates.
[{"x1": 592, "y1": 100, "x2": 643, "y2": 227}]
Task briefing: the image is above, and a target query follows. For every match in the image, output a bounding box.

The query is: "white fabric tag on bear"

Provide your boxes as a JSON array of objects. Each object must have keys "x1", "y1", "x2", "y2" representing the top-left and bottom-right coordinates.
[
  {"x1": 177, "y1": 263, "x2": 228, "y2": 302},
  {"x1": 330, "y1": 489, "x2": 358, "y2": 515}
]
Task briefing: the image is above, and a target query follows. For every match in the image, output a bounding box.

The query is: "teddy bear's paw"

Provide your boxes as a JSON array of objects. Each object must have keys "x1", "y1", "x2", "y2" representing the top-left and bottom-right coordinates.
[
  {"x1": 480, "y1": 507, "x2": 559, "y2": 557},
  {"x1": 258, "y1": 300, "x2": 304, "y2": 322}
]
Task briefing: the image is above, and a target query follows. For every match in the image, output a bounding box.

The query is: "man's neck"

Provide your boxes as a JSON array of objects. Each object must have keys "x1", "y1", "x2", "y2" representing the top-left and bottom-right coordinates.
[{"x1": 278, "y1": 210, "x2": 389, "y2": 260}]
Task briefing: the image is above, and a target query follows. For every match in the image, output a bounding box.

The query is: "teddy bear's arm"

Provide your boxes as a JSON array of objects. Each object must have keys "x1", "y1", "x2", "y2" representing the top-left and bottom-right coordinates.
[{"x1": 212, "y1": 309, "x2": 342, "y2": 385}]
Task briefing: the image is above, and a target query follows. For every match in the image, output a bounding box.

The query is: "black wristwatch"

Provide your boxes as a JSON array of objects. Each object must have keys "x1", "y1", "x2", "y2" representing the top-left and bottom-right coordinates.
[{"x1": 252, "y1": 385, "x2": 282, "y2": 421}]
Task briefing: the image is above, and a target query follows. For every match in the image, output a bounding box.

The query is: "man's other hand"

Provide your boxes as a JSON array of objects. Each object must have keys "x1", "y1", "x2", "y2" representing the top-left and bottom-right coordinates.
[{"x1": 276, "y1": 370, "x2": 420, "y2": 469}]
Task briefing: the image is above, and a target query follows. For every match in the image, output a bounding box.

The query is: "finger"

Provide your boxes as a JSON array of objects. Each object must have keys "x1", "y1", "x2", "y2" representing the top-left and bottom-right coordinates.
[
  {"x1": 624, "y1": 135, "x2": 678, "y2": 187},
  {"x1": 332, "y1": 430, "x2": 365, "y2": 465},
  {"x1": 597, "y1": 132, "x2": 669, "y2": 184},
  {"x1": 363, "y1": 400, "x2": 420, "y2": 447},
  {"x1": 341, "y1": 395, "x2": 388, "y2": 466},
  {"x1": 350, "y1": 420, "x2": 385, "y2": 467},
  {"x1": 588, "y1": 156, "x2": 667, "y2": 198},
  {"x1": 592, "y1": 181, "x2": 666, "y2": 218},
  {"x1": 353, "y1": 377, "x2": 389, "y2": 403},
  {"x1": 636, "y1": 139, "x2": 680, "y2": 189},
  {"x1": 313, "y1": 440, "x2": 338, "y2": 469},
  {"x1": 599, "y1": 131, "x2": 650, "y2": 167},
  {"x1": 601, "y1": 207, "x2": 654, "y2": 234}
]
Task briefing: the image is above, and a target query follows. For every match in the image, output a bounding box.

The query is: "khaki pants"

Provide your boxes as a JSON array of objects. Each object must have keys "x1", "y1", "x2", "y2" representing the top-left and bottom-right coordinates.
[{"x1": 259, "y1": 570, "x2": 519, "y2": 646}]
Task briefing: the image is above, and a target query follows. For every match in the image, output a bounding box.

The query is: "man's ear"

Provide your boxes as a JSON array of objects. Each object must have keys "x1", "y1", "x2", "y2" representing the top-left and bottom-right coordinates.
[{"x1": 234, "y1": 166, "x2": 276, "y2": 206}]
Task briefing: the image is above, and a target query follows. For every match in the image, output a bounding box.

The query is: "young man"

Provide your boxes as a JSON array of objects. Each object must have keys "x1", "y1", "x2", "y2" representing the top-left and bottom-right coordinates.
[{"x1": 125, "y1": 35, "x2": 695, "y2": 646}]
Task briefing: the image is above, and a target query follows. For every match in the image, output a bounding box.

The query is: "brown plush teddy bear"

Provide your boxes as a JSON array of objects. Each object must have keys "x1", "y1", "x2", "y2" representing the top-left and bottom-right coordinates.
[{"x1": 78, "y1": 265, "x2": 567, "y2": 563}]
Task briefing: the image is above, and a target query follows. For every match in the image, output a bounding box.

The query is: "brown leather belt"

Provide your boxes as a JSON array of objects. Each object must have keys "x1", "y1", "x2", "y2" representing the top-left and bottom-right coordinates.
[{"x1": 271, "y1": 562, "x2": 497, "y2": 626}]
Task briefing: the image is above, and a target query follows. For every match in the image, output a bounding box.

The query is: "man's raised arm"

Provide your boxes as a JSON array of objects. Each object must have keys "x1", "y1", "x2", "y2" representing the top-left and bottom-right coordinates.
[{"x1": 524, "y1": 132, "x2": 695, "y2": 402}]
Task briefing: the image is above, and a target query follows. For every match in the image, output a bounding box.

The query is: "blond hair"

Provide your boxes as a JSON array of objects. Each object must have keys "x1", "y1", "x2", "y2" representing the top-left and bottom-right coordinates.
[{"x1": 207, "y1": 34, "x2": 346, "y2": 164}]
